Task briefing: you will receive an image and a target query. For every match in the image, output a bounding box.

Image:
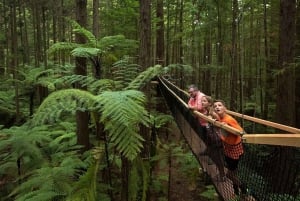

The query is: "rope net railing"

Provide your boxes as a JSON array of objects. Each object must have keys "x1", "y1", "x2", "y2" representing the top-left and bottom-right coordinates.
[{"x1": 157, "y1": 77, "x2": 300, "y2": 201}]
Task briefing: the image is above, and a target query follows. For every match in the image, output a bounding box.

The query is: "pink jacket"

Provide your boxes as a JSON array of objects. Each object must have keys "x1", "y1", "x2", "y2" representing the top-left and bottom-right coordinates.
[{"x1": 188, "y1": 91, "x2": 206, "y2": 126}]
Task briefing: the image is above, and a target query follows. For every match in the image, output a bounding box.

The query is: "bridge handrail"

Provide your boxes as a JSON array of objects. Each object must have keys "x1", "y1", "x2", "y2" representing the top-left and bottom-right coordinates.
[
  {"x1": 158, "y1": 77, "x2": 244, "y2": 136},
  {"x1": 159, "y1": 76, "x2": 300, "y2": 134},
  {"x1": 159, "y1": 76, "x2": 300, "y2": 147}
]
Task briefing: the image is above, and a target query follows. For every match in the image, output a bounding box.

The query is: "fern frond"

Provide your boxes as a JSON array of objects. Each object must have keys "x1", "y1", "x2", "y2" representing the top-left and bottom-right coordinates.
[
  {"x1": 0, "y1": 125, "x2": 53, "y2": 177},
  {"x1": 11, "y1": 155, "x2": 85, "y2": 201},
  {"x1": 31, "y1": 89, "x2": 96, "y2": 126},
  {"x1": 48, "y1": 42, "x2": 80, "y2": 55},
  {"x1": 69, "y1": 20, "x2": 97, "y2": 45},
  {"x1": 0, "y1": 90, "x2": 15, "y2": 113},
  {"x1": 149, "y1": 112, "x2": 174, "y2": 129},
  {"x1": 89, "y1": 79, "x2": 116, "y2": 94},
  {"x1": 112, "y1": 57, "x2": 141, "y2": 89},
  {"x1": 99, "y1": 35, "x2": 138, "y2": 51},
  {"x1": 55, "y1": 75, "x2": 96, "y2": 88},
  {"x1": 71, "y1": 47, "x2": 101, "y2": 58},
  {"x1": 126, "y1": 65, "x2": 164, "y2": 90},
  {"x1": 95, "y1": 90, "x2": 149, "y2": 160},
  {"x1": 66, "y1": 145, "x2": 106, "y2": 201}
]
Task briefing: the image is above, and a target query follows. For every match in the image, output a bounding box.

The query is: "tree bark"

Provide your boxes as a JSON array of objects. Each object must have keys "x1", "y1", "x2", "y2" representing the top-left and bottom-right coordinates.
[
  {"x1": 92, "y1": 0, "x2": 99, "y2": 38},
  {"x1": 75, "y1": 0, "x2": 89, "y2": 151},
  {"x1": 10, "y1": 0, "x2": 20, "y2": 123},
  {"x1": 295, "y1": 0, "x2": 300, "y2": 128},
  {"x1": 230, "y1": 0, "x2": 239, "y2": 111},
  {"x1": 275, "y1": 0, "x2": 296, "y2": 127},
  {"x1": 139, "y1": 0, "x2": 151, "y2": 69},
  {"x1": 156, "y1": 0, "x2": 164, "y2": 65}
]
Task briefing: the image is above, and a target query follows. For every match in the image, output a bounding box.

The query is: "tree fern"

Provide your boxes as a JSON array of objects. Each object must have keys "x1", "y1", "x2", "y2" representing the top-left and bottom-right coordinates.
[
  {"x1": 54, "y1": 75, "x2": 116, "y2": 94},
  {"x1": 126, "y1": 65, "x2": 169, "y2": 90},
  {"x1": 66, "y1": 145, "x2": 107, "y2": 201},
  {"x1": 31, "y1": 89, "x2": 95, "y2": 126},
  {"x1": 10, "y1": 155, "x2": 85, "y2": 201},
  {"x1": 0, "y1": 125, "x2": 52, "y2": 176},
  {"x1": 0, "y1": 90, "x2": 15, "y2": 114},
  {"x1": 71, "y1": 47, "x2": 101, "y2": 58},
  {"x1": 112, "y1": 56, "x2": 141, "y2": 89},
  {"x1": 69, "y1": 19, "x2": 97, "y2": 46},
  {"x1": 47, "y1": 42, "x2": 80, "y2": 56},
  {"x1": 95, "y1": 90, "x2": 149, "y2": 160}
]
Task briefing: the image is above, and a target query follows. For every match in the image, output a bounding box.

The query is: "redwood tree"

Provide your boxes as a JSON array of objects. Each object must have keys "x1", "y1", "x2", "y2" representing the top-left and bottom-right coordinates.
[
  {"x1": 275, "y1": 0, "x2": 296, "y2": 127},
  {"x1": 75, "y1": 0, "x2": 89, "y2": 150}
]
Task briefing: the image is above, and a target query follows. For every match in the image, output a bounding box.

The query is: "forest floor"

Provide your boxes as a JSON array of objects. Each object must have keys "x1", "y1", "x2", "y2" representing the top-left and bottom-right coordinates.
[{"x1": 159, "y1": 124, "x2": 221, "y2": 201}]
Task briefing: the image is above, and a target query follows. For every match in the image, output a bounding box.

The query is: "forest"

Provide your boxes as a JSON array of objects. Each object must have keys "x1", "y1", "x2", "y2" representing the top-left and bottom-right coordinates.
[{"x1": 0, "y1": 0, "x2": 299, "y2": 200}]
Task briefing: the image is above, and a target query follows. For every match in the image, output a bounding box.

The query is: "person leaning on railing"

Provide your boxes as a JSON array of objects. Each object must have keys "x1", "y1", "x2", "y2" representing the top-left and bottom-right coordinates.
[
  {"x1": 201, "y1": 96, "x2": 225, "y2": 180},
  {"x1": 187, "y1": 84, "x2": 206, "y2": 135},
  {"x1": 213, "y1": 99, "x2": 248, "y2": 196}
]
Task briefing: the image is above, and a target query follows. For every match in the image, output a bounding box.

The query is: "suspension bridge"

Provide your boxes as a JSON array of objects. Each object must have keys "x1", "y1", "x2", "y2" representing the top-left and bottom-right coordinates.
[{"x1": 156, "y1": 76, "x2": 300, "y2": 201}]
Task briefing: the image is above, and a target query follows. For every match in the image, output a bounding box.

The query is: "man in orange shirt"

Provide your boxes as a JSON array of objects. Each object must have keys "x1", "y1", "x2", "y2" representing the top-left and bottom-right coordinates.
[{"x1": 213, "y1": 100, "x2": 247, "y2": 196}]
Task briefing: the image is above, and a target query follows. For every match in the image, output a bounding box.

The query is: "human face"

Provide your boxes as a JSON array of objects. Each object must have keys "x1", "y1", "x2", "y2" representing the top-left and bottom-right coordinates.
[
  {"x1": 213, "y1": 101, "x2": 226, "y2": 117},
  {"x1": 188, "y1": 88, "x2": 197, "y2": 98},
  {"x1": 201, "y1": 97, "x2": 210, "y2": 108}
]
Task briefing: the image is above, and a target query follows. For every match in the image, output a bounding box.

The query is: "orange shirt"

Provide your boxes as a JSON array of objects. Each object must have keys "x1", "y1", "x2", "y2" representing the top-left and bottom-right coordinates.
[{"x1": 219, "y1": 114, "x2": 243, "y2": 145}]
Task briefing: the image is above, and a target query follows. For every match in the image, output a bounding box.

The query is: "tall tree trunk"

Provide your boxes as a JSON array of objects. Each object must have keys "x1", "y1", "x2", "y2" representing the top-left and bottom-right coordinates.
[
  {"x1": 42, "y1": 6, "x2": 48, "y2": 67},
  {"x1": 262, "y1": 0, "x2": 273, "y2": 131},
  {"x1": 156, "y1": 0, "x2": 164, "y2": 65},
  {"x1": 52, "y1": 0, "x2": 58, "y2": 62},
  {"x1": 10, "y1": 0, "x2": 20, "y2": 123},
  {"x1": 0, "y1": 0, "x2": 6, "y2": 75},
  {"x1": 34, "y1": 4, "x2": 42, "y2": 66},
  {"x1": 137, "y1": 1, "x2": 152, "y2": 201},
  {"x1": 139, "y1": 0, "x2": 151, "y2": 69},
  {"x1": 75, "y1": 0, "x2": 89, "y2": 151},
  {"x1": 272, "y1": 0, "x2": 296, "y2": 194},
  {"x1": 92, "y1": 0, "x2": 99, "y2": 38},
  {"x1": 165, "y1": 0, "x2": 170, "y2": 65},
  {"x1": 275, "y1": 0, "x2": 296, "y2": 126},
  {"x1": 215, "y1": 0, "x2": 223, "y2": 98},
  {"x1": 230, "y1": 0, "x2": 238, "y2": 110},
  {"x1": 295, "y1": 0, "x2": 300, "y2": 128},
  {"x1": 203, "y1": 30, "x2": 211, "y2": 94},
  {"x1": 18, "y1": 0, "x2": 29, "y2": 64},
  {"x1": 59, "y1": 0, "x2": 66, "y2": 65}
]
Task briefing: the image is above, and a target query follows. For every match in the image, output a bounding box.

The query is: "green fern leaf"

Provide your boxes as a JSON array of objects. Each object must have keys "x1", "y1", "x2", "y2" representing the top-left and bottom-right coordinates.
[
  {"x1": 71, "y1": 47, "x2": 101, "y2": 58},
  {"x1": 95, "y1": 90, "x2": 149, "y2": 160},
  {"x1": 32, "y1": 89, "x2": 95, "y2": 126}
]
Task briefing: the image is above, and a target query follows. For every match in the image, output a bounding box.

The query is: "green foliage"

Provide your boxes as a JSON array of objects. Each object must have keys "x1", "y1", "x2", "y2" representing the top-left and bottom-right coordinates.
[
  {"x1": 0, "y1": 90, "x2": 15, "y2": 114},
  {"x1": 149, "y1": 112, "x2": 174, "y2": 129},
  {"x1": 95, "y1": 90, "x2": 149, "y2": 160},
  {"x1": 48, "y1": 42, "x2": 80, "y2": 56},
  {"x1": 69, "y1": 20, "x2": 97, "y2": 46},
  {"x1": 98, "y1": 35, "x2": 138, "y2": 57},
  {"x1": 199, "y1": 185, "x2": 218, "y2": 200},
  {"x1": 125, "y1": 65, "x2": 165, "y2": 90},
  {"x1": 31, "y1": 89, "x2": 95, "y2": 126},
  {"x1": 0, "y1": 125, "x2": 52, "y2": 176},
  {"x1": 71, "y1": 47, "x2": 101, "y2": 58},
  {"x1": 112, "y1": 57, "x2": 141, "y2": 89},
  {"x1": 0, "y1": 121, "x2": 88, "y2": 201},
  {"x1": 66, "y1": 153, "x2": 105, "y2": 201},
  {"x1": 49, "y1": 20, "x2": 138, "y2": 67}
]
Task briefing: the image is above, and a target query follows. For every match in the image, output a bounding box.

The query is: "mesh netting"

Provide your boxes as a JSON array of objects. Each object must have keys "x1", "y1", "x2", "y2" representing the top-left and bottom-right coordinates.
[{"x1": 158, "y1": 78, "x2": 300, "y2": 201}]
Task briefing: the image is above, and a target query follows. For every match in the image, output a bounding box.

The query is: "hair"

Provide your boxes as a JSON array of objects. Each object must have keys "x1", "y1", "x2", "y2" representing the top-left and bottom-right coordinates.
[
  {"x1": 213, "y1": 99, "x2": 226, "y2": 106},
  {"x1": 203, "y1": 95, "x2": 213, "y2": 105},
  {"x1": 188, "y1": 84, "x2": 198, "y2": 91},
  {"x1": 204, "y1": 96, "x2": 221, "y2": 120}
]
